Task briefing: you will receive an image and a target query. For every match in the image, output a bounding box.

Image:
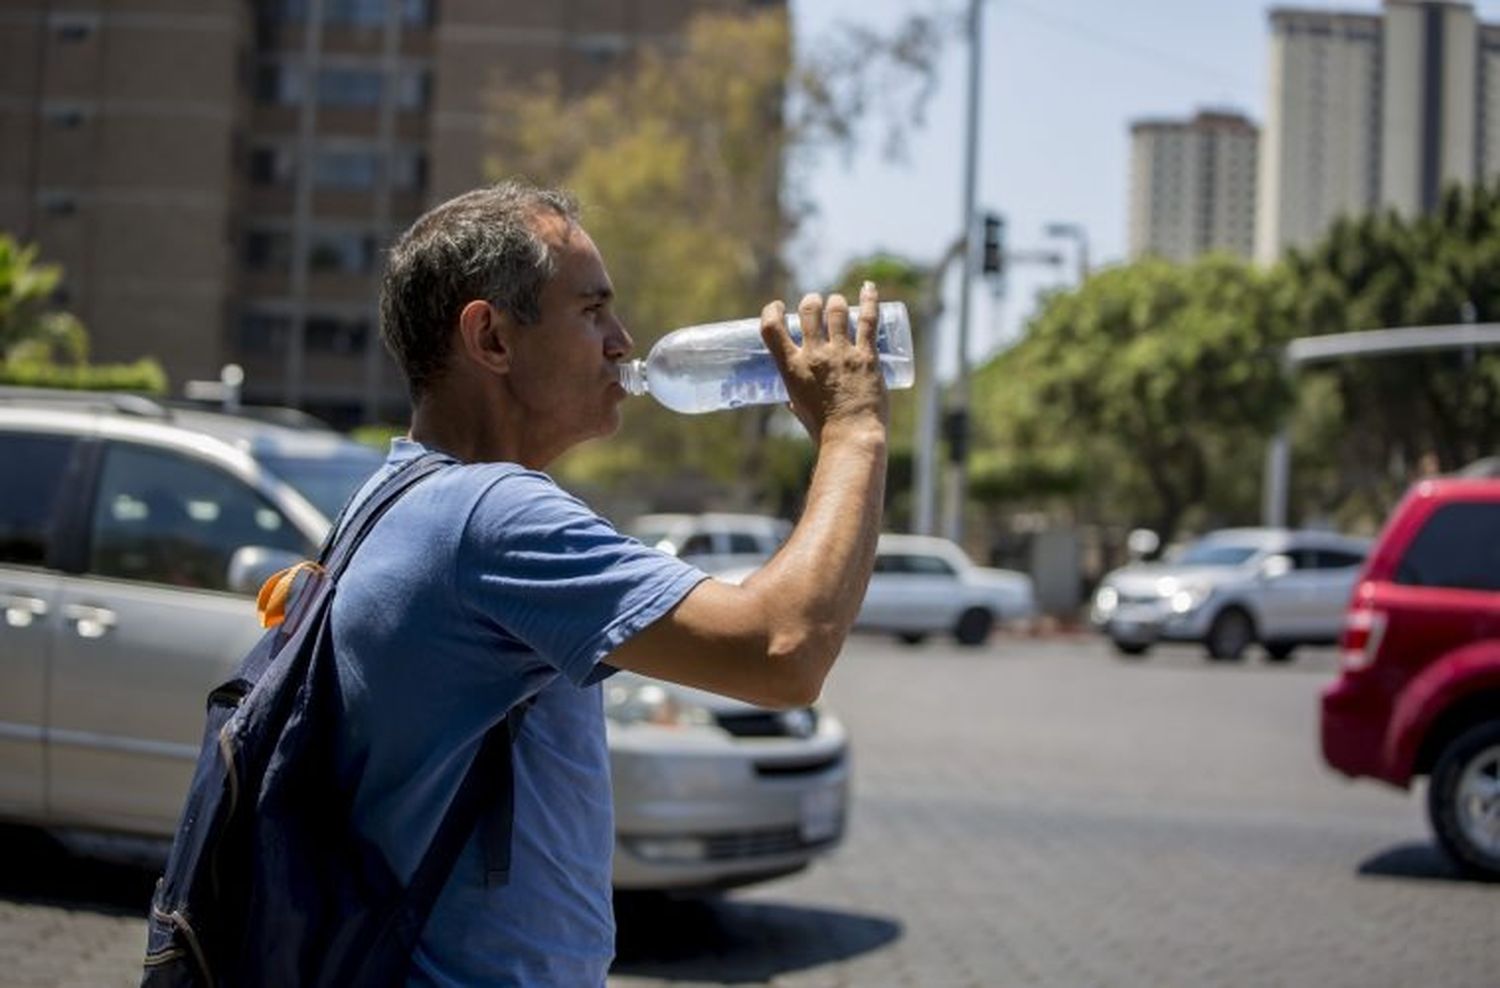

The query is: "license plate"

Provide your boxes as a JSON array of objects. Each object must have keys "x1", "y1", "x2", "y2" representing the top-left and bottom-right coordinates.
[{"x1": 800, "y1": 787, "x2": 842, "y2": 843}]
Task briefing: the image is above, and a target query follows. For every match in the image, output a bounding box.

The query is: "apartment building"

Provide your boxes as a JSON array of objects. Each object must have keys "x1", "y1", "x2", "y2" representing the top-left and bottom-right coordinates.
[
  {"x1": 1128, "y1": 109, "x2": 1260, "y2": 262},
  {"x1": 0, "y1": 0, "x2": 779, "y2": 426},
  {"x1": 1256, "y1": 0, "x2": 1500, "y2": 264}
]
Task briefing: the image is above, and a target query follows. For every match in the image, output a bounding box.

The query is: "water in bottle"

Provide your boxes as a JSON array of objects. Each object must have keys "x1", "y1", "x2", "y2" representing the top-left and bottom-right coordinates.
[{"x1": 617, "y1": 300, "x2": 914, "y2": 414}]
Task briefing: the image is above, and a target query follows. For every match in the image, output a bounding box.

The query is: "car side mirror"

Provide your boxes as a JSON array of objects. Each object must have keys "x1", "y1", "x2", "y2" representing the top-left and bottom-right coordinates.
[
  {"x1": 226, "y1": 545, "x2": 308, "y2": 597},
  {"x1": 1259, "y1": 554, "x2": 1293, "y2": 581}
]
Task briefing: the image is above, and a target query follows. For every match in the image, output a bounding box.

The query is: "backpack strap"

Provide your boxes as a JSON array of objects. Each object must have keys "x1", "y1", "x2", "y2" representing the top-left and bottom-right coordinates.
[
  {"x1": 320, "y1": 451, "x2": 453, "y2": 579},
  {"x1": 403, "y1": 707, "x2": 520, "y2": 926}
]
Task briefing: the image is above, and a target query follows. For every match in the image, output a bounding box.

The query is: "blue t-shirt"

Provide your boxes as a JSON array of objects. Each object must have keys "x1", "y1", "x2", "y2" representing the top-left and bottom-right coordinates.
[{"x1": 330, "y1": 439, "x2": 706, "y2": 987}]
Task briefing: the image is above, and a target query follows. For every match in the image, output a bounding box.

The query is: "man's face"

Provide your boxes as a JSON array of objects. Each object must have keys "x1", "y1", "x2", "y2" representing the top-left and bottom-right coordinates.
[{"x1": 499, "y1": 215, "x2": 633, "y2": 463}]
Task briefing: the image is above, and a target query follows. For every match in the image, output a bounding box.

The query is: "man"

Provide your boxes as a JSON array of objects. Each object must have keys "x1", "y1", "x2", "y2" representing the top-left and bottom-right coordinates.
[{"x1": 333, "y1": 179, "x2": 887, "y2": 986}]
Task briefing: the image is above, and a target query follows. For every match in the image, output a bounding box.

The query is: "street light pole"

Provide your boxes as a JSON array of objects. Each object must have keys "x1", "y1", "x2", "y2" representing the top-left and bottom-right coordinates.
[
  {"x1": 1044, "y1": 221, "x2": 1089, "y2": 283},
  {"x1": 942, "y1": 0, "x2": 985, "y2": 545}
]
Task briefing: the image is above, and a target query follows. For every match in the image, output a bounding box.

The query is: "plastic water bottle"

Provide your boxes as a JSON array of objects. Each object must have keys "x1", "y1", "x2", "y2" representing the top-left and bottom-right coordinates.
[{"x1": 617, "y1": 301, "x2": 915, "y2": 414}]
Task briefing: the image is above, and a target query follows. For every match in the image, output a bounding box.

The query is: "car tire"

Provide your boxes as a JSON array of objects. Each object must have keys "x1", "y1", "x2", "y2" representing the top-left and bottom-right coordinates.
[
  {"x1": 1427, "y1": 720, "x2": 1500, "y2": 880},
  {"x1": 953, "y1": 607, "x2": 994, "y2": 647},
  {"x1": 896, "y1": 632, "x2": 928, "y2": 646},
  {"x1": 1112, "y1": 640, "x2": 1150, "y2": 658},
  {"x1": 1264, "y1": 642, "x2": 1296, "y2": 663},
  {"x1": 1205, "y1": 607, "x2": 1254, "y2": 661}
]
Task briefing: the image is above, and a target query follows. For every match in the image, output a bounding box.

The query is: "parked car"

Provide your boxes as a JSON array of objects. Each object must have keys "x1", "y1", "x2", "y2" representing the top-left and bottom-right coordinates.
[
  {"x1": 860, "y1": 534, "x2": 1036, "y2": 646},
  {"x1": 1090, "y1": 527, "x2": 1371, "y2": 661},
  {"x1": 606, "y1": 672, "x2": 848, "y2": 891},
  {"x1": 628, "y1": 512, "x2": 791, "y2": 573},
  {"x1": 1321, "y1": 477, "x2": 1500, "y2": 879},
  {"x1": 0, "y1": 388, "x2": 842, "y2": 892}
]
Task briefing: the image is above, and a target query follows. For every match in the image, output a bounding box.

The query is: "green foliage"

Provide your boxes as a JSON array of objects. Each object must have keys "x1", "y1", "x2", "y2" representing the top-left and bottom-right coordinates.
[
  {"x1": 0, "y1": 233, "x2": 166, "y2": 394},
  {"x1": 0, "y1": 358, "x2": 166, "y2": 393},
  {"x1": 1282, "y1": 181, "x2": 1500, "y2": 526},
  {"x1": 971, "y1": 255, "x2": 1292, "y2": 543},
  {"x1": 489, "y1": 8, "x2": 941, "y2": 512},
  {"x1": 968, "y1": 180, "x2": 1500, "y2": 545}
]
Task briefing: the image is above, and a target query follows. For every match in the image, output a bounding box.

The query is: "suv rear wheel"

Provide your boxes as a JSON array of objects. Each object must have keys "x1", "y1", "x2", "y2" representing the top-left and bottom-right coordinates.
[
  {"x1": 1428, "y1": 720, "x2": 1500, "y2": 880},
  {"x1": 1205, "y1": 607, "x2": 1254, "y2": 662}
]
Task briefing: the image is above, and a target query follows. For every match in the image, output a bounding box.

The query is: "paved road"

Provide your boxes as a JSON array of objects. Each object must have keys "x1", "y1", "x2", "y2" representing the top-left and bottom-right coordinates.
[{"x1": 2, "y1": 635, "x2": 1496, "y2": 987}]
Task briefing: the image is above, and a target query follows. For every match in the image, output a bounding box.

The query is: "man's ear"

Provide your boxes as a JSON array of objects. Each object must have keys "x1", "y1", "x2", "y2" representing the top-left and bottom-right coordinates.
[{"x1": 455, "y1": 299, "x2": 511, "y2": 375}]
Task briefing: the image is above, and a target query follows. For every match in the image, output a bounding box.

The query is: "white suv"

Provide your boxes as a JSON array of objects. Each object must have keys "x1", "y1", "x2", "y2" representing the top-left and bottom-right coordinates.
[
  {"x1": 1090, "y1": 527, "x2": 1371, "y2": 661},
  {"x1": 628, "y1": 512, "x2": 791, "y2": 574},
  {"x1": 859, "y1": 534, "x2": 1036, "y2": 647}
]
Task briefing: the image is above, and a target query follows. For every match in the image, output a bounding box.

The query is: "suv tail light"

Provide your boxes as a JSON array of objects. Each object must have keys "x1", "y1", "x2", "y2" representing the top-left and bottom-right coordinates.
[{"x1": 1339, "y1": 606, "x2": 1387, "y2": 670}]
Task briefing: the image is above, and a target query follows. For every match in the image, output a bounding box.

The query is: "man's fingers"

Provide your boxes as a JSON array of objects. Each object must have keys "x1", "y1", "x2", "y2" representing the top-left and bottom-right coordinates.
[
  {"x1": 855, "y1": 281, "x2": 879, "y2": 351},
  {"x1": 825, "y1": 293, "x2": 851, "y2": 348},
  {"x1": 760, "y1": 300, "x2": 794, "y2": 370},
  {"x1": 799, "y1": 293, "x2": 826, "y2": 344}
]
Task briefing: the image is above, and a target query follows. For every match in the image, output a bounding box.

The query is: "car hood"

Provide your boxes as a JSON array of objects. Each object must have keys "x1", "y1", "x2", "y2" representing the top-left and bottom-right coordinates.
[
  {"x1": 969, "y1": 567, "x2": 1034, "y2": 594},
  {"x1": 1104, "y1": 563, "x2": 1247, "y2": 595},
  {"x1": 611, "y1": 669, "x2": 771, "y2": 715}
]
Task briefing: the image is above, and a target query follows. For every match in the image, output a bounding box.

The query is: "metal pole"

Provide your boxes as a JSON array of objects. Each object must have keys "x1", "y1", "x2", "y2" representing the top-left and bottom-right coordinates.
[
  {"x1": 942, "y1": 0, "x2": 984, "y2": 545},
  {"x1": 914, "y1": 236, "x2": 968, "y2": 536}
]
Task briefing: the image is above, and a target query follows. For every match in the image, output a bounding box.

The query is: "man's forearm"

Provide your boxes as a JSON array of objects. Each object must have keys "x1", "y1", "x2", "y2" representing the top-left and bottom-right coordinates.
[{"x1": 744, "y1": 420, "x2": 887, "y2": 694}]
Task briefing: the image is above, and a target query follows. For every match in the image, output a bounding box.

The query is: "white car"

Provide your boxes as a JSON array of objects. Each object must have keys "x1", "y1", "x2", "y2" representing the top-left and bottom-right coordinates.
[
  {"x1": 0, "y1": 389, "x2": 841, "y2": 894},
  {"x1": 859, "y1": 534, "x2": 1036, "y2": 647},
  {"x1": 1090, "y1": 527, "x2": 1371, "y2": 661},
  {"x1": 606, "y1": 672, "x2": 848, "y2": 892},
  {"x1": 628, "y1": 512, "x2": 791, "y2": 574}
]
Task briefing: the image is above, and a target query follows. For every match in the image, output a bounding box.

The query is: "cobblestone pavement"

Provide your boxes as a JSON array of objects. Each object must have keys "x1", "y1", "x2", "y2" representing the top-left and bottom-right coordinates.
[{"x1": 2, "y1": 636, "x2": 1497, "y2": 987}]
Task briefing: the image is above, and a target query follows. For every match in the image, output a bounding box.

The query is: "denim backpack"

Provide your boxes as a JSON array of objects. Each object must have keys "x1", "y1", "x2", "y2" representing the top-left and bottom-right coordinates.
[{"x1": 142, "y1": 451, "x2": 523, "y2": 987}]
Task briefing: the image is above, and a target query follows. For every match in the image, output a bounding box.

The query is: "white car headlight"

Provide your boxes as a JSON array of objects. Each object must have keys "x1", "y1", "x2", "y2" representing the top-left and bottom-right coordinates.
[
  {"x1": 1093, "y1": 586, "x2": 1119, "y2": 613},
  {"x1": 604, "y1": 679, "x2": 714, "y2": 728}
]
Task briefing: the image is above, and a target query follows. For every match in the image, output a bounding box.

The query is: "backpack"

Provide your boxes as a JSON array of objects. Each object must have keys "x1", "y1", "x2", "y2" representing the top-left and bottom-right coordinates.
[{"x1": 142, "y1": 451, "x2": 523, "y2": 987}]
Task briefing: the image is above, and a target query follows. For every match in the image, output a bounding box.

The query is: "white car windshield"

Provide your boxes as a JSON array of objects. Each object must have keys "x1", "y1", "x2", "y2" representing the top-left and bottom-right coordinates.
[{"x1": 1173, "y1": 543, "x2": 1262, "y2": 567}]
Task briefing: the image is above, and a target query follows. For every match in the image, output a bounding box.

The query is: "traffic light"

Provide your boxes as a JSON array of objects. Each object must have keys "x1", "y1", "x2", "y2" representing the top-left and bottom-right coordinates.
[{"x1": 980, "y1": 212, "x2": 1005, "y2": 275}]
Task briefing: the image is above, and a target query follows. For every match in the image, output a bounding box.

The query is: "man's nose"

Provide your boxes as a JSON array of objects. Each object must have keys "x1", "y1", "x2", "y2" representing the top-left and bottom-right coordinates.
[{"x1": 606, "y1": 316, "x2": 633, "y2": 359}]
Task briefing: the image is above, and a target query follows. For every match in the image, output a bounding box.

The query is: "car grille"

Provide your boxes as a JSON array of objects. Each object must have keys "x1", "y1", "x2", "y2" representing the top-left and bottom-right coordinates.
[
  {"x1": 702, "y1": 826, "x2": 840, "y2": 861},
  {"x1": 753, "y1": 752, "x2": 845, "y2": 777},
  {"x1": 714, "y1": 708, "x2": 819, "y2": 738}
]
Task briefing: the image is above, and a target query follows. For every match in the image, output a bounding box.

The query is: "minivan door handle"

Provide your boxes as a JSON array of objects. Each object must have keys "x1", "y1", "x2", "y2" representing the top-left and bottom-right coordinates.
[
  {"x1": 62, "y1": 603, "x2": 117, "y2": 639},
  {"x1": 2, "y1": 593, "x2": 49, "y2": 628}
]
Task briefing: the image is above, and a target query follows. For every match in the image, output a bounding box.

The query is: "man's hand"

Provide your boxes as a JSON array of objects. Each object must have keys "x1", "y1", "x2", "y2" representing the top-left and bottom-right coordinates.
[{"x1": 761, "y1": 282, "x2": 889, "y2": 443}]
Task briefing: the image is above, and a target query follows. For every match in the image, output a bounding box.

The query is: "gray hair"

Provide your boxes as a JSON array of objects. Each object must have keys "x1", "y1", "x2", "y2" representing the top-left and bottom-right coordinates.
[{"x1": 379, "y1": 179, "x2": 580, "y2": 399}]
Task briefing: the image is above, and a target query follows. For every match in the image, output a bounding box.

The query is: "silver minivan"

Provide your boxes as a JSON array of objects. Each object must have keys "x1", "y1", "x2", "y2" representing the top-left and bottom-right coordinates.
[{"x1": 0, "y1": 390, "x2": 846, "y2": 892}]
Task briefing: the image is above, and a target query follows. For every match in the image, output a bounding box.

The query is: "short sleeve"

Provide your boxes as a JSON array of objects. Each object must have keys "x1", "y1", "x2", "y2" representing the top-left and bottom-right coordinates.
[{"x1": 457, "y1": 469, "x2": 707, "y2": 685}]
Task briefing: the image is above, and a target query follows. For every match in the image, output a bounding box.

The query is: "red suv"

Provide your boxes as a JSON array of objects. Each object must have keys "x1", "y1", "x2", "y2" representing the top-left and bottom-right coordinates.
[{"x1": 1321, "y1": 478, "x2": 1500, "y2": 878}]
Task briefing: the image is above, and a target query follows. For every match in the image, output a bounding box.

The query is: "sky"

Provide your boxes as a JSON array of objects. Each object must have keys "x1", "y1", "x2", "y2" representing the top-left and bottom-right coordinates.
[{"x1": 785, "y1": 0, "x2": 1500, "y2": 375}]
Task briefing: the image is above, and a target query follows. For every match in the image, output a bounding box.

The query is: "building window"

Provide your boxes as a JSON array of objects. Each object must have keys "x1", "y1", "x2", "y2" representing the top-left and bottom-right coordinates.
[
  {"x1": 308, "y1": 231, "x2": 378, "y2": 274},
  {"x1": 306, "y1": 315, "x2": 370, "y2": 354},
  {"x1": 314, "y1": 149, "x2": 378, "y2": 189},
  {"x1": 239, "y1": 311, "x2": 291, "y2": 354},
  {"x1": 318, "y1": 66, "x2": 383, "y2": 107},
  {"x1": 52, "y1": 14, "x2": 97, "y2": 42},
  {"x1": 244, "y1": 230, "x2": 293, "y2": 273},
  {"x1": 249, "y1": 145, "x2": 296, "y2": 186},
  {"x1": 397, "y1": 68, "x2": 431, "y2": 110},
  {"x1": 39, "y1": 192, "x2": 78, "y2": 216},
  {"x1": 392, "y1": 149, "x2": 427, "y2": 191},
  {"x1": 276, "y1": 0, "x2": 432, "y2": 28}
]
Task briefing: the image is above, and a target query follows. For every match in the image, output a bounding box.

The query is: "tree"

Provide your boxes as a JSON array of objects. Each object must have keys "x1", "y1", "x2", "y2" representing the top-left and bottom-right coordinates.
[
  {"x1": 486, "y1": 8, "x2": 942, "y2": 512},
  {"x1": 969, "y1": 255, "x2": 1293, "y2": 546},
  {"x1": 0, "y1": 234, "x2": 165, "y2": 392},
  {"x1": 1282, "y1": 181, "x2": 1500, "y2": 527}
]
